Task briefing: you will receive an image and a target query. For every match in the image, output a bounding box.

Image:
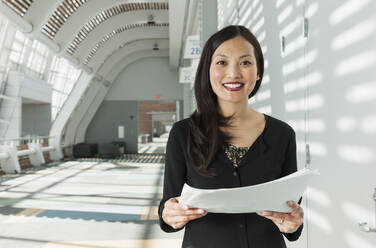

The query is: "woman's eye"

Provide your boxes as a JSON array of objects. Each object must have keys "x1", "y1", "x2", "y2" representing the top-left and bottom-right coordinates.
[
  {"x1": 241, "y1": 61, "x2": 252, "y2": 65},
  {"x1": 216, "y1": 61, "x2": 226, "y2": 65}
]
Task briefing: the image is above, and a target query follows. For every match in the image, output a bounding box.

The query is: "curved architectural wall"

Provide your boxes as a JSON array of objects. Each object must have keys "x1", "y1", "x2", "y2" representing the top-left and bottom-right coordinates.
[
  {"x1": 85, "y1": 56, "x2": 182, "y2": 152},
  {"x1": 105, "y1": 56, "x2": 181, "y2": 101}
]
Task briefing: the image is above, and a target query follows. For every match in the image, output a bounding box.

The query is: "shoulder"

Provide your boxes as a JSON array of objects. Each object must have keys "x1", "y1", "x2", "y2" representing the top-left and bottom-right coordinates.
[
  {"x1": 171, "y1": 118, "x2": 190, "y2": 134},
  {"x1": 263, "y1": 114, "x2": 296, "y2": 153},
  {"x1": 168, "y1": 118, "x2": 191, "y2": 144},
  {"x1": 264, "y1": 114, "x2": 295, "y2": 137},
  {"x1": 172, "y1": 118, "x2": 190, "y2": 130}
]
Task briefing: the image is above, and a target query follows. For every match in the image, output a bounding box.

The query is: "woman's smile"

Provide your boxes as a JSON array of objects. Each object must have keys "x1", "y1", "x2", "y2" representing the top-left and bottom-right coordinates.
[{"x1": 222, "y1": 81, "x2": 245, "y2": 91}]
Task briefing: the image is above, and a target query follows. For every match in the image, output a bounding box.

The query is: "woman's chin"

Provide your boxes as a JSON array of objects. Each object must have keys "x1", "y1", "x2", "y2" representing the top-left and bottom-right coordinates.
[{"x1": 218, "y1": 97, "x2": 248, "y2": 104}]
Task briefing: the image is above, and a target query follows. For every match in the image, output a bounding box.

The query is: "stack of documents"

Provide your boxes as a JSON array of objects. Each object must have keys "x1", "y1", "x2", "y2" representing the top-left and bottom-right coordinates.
[{"x1": 179, "y1": 168, "x2": 319, "y2": 213}]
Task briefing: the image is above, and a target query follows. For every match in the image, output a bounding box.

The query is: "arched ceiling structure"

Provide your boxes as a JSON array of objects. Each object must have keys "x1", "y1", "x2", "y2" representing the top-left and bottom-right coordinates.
[
  {"x1": 67, "y1": 48, "x2": 169, "y2": 145},
  {"x1": 0, "y1": 0, "x2": 180, "y2": 76},
  {"x1": 0, "y1": 0, "x2": 191, "y2": 150}
]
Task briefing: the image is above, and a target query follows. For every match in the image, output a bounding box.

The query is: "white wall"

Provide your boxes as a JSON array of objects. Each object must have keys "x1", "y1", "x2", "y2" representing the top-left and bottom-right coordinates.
[
  {"x1": 218, "y1": 0, "x2": 376, "y2": 247},
  {"x1": 105, "y1": 56, "x2": 182, "y2": 101},
  {"x1": 85, "y1": 100, "x2": 138, "y2": 153},
  {"x1": 19, "y1": 74, "x2": 52, "y2": 104},
  {"x1": 22, "y1": 103, "x2": 51, "y2": 137},
  {"x1": 1, "y1": 71, "x2": 52, "y2": 139}
]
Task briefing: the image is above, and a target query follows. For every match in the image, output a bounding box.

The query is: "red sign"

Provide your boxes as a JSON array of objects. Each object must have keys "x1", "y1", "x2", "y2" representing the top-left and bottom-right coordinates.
[{"x1": 155, "y1": 94, "x2": 161, "y2": 100}]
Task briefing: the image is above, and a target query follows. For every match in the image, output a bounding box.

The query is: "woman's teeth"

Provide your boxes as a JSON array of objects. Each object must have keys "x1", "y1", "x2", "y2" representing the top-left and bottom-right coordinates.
[{"x1": 223, "y1": 83, "x2": 242, "y2": 88}]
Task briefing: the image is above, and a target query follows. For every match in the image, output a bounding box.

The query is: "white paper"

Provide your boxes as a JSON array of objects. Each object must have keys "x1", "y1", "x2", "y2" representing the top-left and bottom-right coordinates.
[{"x1": 179, "y1": 168, "x2": 319, "y2": 213}]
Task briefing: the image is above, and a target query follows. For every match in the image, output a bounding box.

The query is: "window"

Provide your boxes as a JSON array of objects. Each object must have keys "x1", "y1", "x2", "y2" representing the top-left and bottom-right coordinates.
[{"x1": 48, "y1": 56, "x2": 81, "y2": 120}]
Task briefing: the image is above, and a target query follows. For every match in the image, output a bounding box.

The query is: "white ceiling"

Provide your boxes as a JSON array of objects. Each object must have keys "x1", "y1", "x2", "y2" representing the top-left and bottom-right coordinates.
[{"x1": 0, "y1": 0, "x2": 191, "y2": 79}]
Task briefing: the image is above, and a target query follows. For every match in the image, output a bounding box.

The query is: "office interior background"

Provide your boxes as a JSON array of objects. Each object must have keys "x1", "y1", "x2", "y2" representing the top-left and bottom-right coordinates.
[{"x1": 0, "y1": 0, "x2": 375, "y2": 247}]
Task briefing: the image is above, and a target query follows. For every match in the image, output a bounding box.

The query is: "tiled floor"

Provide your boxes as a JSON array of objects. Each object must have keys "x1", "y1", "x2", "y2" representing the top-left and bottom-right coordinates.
[
  {"x1": 0, "y1": 153, "x2": 183, "y2": 247},
  {"x1": 138, "y1": 135, "x2": 168, "y2": 154}
]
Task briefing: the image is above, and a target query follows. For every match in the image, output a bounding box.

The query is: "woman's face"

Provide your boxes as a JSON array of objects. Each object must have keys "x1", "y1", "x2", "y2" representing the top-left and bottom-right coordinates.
[{"x1": 209, "y1": 36, "x2": 260, "y2": 105}]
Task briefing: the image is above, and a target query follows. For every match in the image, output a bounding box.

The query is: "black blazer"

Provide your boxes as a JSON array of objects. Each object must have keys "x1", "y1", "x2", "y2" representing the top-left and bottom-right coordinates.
[{"x1": 158, "y1": 114, "x2": 303, "y2": 248}]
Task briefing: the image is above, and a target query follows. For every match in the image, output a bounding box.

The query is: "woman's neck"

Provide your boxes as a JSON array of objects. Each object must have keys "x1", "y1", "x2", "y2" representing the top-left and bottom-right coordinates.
[{"x1": 218, "y1": 99, "x2": 254, "y2": 125}]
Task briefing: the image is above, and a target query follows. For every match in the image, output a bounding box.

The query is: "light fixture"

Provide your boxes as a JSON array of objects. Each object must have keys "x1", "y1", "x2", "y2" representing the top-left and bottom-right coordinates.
[
  {"x1": 147, "y1": 14, "x2": 155, "y2": 25},
  {"x1": 153, "y1": 43, "x2": 159, "y2": 51}
]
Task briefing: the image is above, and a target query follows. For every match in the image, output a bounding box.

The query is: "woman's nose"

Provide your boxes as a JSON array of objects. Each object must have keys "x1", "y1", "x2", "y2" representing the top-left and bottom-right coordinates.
[{"x1": 226, "y1": 64, "x2": 241, "y2": 79}]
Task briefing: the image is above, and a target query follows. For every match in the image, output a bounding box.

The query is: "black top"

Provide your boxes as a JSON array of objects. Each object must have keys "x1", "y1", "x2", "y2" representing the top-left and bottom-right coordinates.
[{"x1": 158, "y1": 114, "x2": 303, "y2": 248}]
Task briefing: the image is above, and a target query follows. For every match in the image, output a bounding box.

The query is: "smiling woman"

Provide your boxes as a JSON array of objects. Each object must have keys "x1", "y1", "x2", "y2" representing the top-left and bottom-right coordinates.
[
  {"x1": 189, "y1": 25, "x2": 264, "y2": 176},
  {"x1": 158, "y1": 25, "x2": 304, "y2": 248},
  {"x1": 209, "y1": 36, "x2": 261, "y2": 112}
]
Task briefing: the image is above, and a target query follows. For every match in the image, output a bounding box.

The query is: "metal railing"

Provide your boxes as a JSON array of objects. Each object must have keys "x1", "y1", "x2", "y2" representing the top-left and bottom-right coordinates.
[
  {"x1": 0, "y1": 136, "x2": 56, "y2": 162},
  {"x1": 0, "y1": 135, "x2": 54, "y2": 145}
]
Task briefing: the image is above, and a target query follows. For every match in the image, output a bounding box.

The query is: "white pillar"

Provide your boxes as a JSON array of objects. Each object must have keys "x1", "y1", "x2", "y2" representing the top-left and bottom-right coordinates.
[
  {"x1": 0, "y1": 145, "x2": 21, "y2": 174},
  {"x1": 28, "y1": 142, "x2": 45, "y2": 166},
  {"x1": 49, "y1": 137, "x2": 63, "y2": 161},
  {"x1": 200, "y1": 0, "x2": 218, "y2": 46}
]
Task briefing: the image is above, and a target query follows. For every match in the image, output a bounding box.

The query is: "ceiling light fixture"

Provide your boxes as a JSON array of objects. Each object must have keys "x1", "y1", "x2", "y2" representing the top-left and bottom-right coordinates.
[
  {"x1": 153, "y1": 43, "x2": 159, "y2": 51},
  {"x1": 147, "y1": 14, "x2": 155, "y2": 24}
]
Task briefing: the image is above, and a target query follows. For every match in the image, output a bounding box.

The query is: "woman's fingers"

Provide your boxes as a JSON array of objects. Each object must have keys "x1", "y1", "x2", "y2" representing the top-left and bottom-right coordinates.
[
  {"x1": 287, "y1": 201, "x2": 304, "y2": 218},
  {"x1": 257, "y1": 211, "x2": 284, "y2": 220},
  {"x1": 165, "y1": 197, "x2": 187, "y2": 210},
  {"x1": 163, "y1": 196, "x2": 207, "y2": 229},
  {"x1": 168, "y1": 208, "x2": 206, "y2": 216},
  {"x1": 256, "y1": 201, "x2": 304, "y2": 233},
  {"x1": 257, "y1": 212, "x2": 286, "y2": 224},
  {"x1": 167, "y1": 212, "x2": 207, "y2": 229},
  {"x1": 258, "y1": 211, "x2": 300, "y2": 226},
  {"x1": 168, "y1": 212, "x2": 207, "y2": 224},
  {"x1": 258, "y1": 213, "x2": 297, "y2": 233},
  {"x1": 165, "y1": 199, "x2": 206, "y2": 216}
]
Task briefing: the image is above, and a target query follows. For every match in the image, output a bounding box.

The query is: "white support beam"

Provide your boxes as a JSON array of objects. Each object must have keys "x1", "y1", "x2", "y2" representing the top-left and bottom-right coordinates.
[
  {"x1": 201, "y1": 0, "x2": 218, "y2": 46},
  {"x1": 0, "y1": 152, "x2": 9, "y2": 160},
  {"x1": 34, "y1": 33, "x2": 61, "y2": 53},
  {"x1": 25, "y1": 0, "x2": 64, "y2": 38},
  {"x1": 49, "y1": 71, "x2": 94, "y2": 159},
  {"x1": 0, "y1": 94, "x2": 17, "y2": 102},
  {"x1": 0, "y1": 119, "x2": 10, "y2": 125},
  {"x1": 0, "y1": 2, "x2": 33, "y2": 33},
  {"x1": 61, "y1": 53, "x2": 80, "y2": 67},
  {"x1": 17, "y1": 148, "x2": 35, "y2": 156},
  {"x1": 41, "y1": 146, "x2": 55, "y2": 152},
  {"x1": 80, "y1": 64, "x2": 93, "y2": 74},
  {"x1": 169, "y1": 0, "x2": 189, "y2": 69}
]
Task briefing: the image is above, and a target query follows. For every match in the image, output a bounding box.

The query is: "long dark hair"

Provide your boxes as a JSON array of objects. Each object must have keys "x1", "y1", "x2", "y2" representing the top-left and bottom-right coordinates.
[{"x1": 187, "y1": 25, "x2": 264, "y2": 177}]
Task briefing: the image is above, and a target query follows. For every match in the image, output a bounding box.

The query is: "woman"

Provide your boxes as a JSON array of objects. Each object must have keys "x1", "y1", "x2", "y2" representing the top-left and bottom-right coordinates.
[{"x1": 158, "y1": 25, "x2": 304, "y2": 248}]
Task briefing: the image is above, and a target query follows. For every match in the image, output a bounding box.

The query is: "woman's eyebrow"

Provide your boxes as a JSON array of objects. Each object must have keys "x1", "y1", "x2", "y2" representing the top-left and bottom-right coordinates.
[
  {"x1": 215, "y1": 54, "x2": 228, "y2": 58},
  {"x1": 240, "y1": 54, "x2": 255, "y2": 58},
  {"x1": 215, "y1": 54, "x2": 255, "y2": 58}
]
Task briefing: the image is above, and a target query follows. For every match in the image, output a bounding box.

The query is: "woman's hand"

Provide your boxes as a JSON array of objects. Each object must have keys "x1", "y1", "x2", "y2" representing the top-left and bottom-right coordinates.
[
  {"x1": 162, "y1": 197, "x2": 207, "y2": 229},
  {"x1": 257, "y1": 201, "x2": 304, "y2": 233}
]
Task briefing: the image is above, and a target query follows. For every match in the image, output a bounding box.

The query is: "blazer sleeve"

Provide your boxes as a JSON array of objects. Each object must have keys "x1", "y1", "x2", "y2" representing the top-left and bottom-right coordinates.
[
  {"x1": 158, "y1": 122, "x2": 187, "y2": 232},
  {"x1": 281, "y1": 127, "x2": 304, "y2": 241}
]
